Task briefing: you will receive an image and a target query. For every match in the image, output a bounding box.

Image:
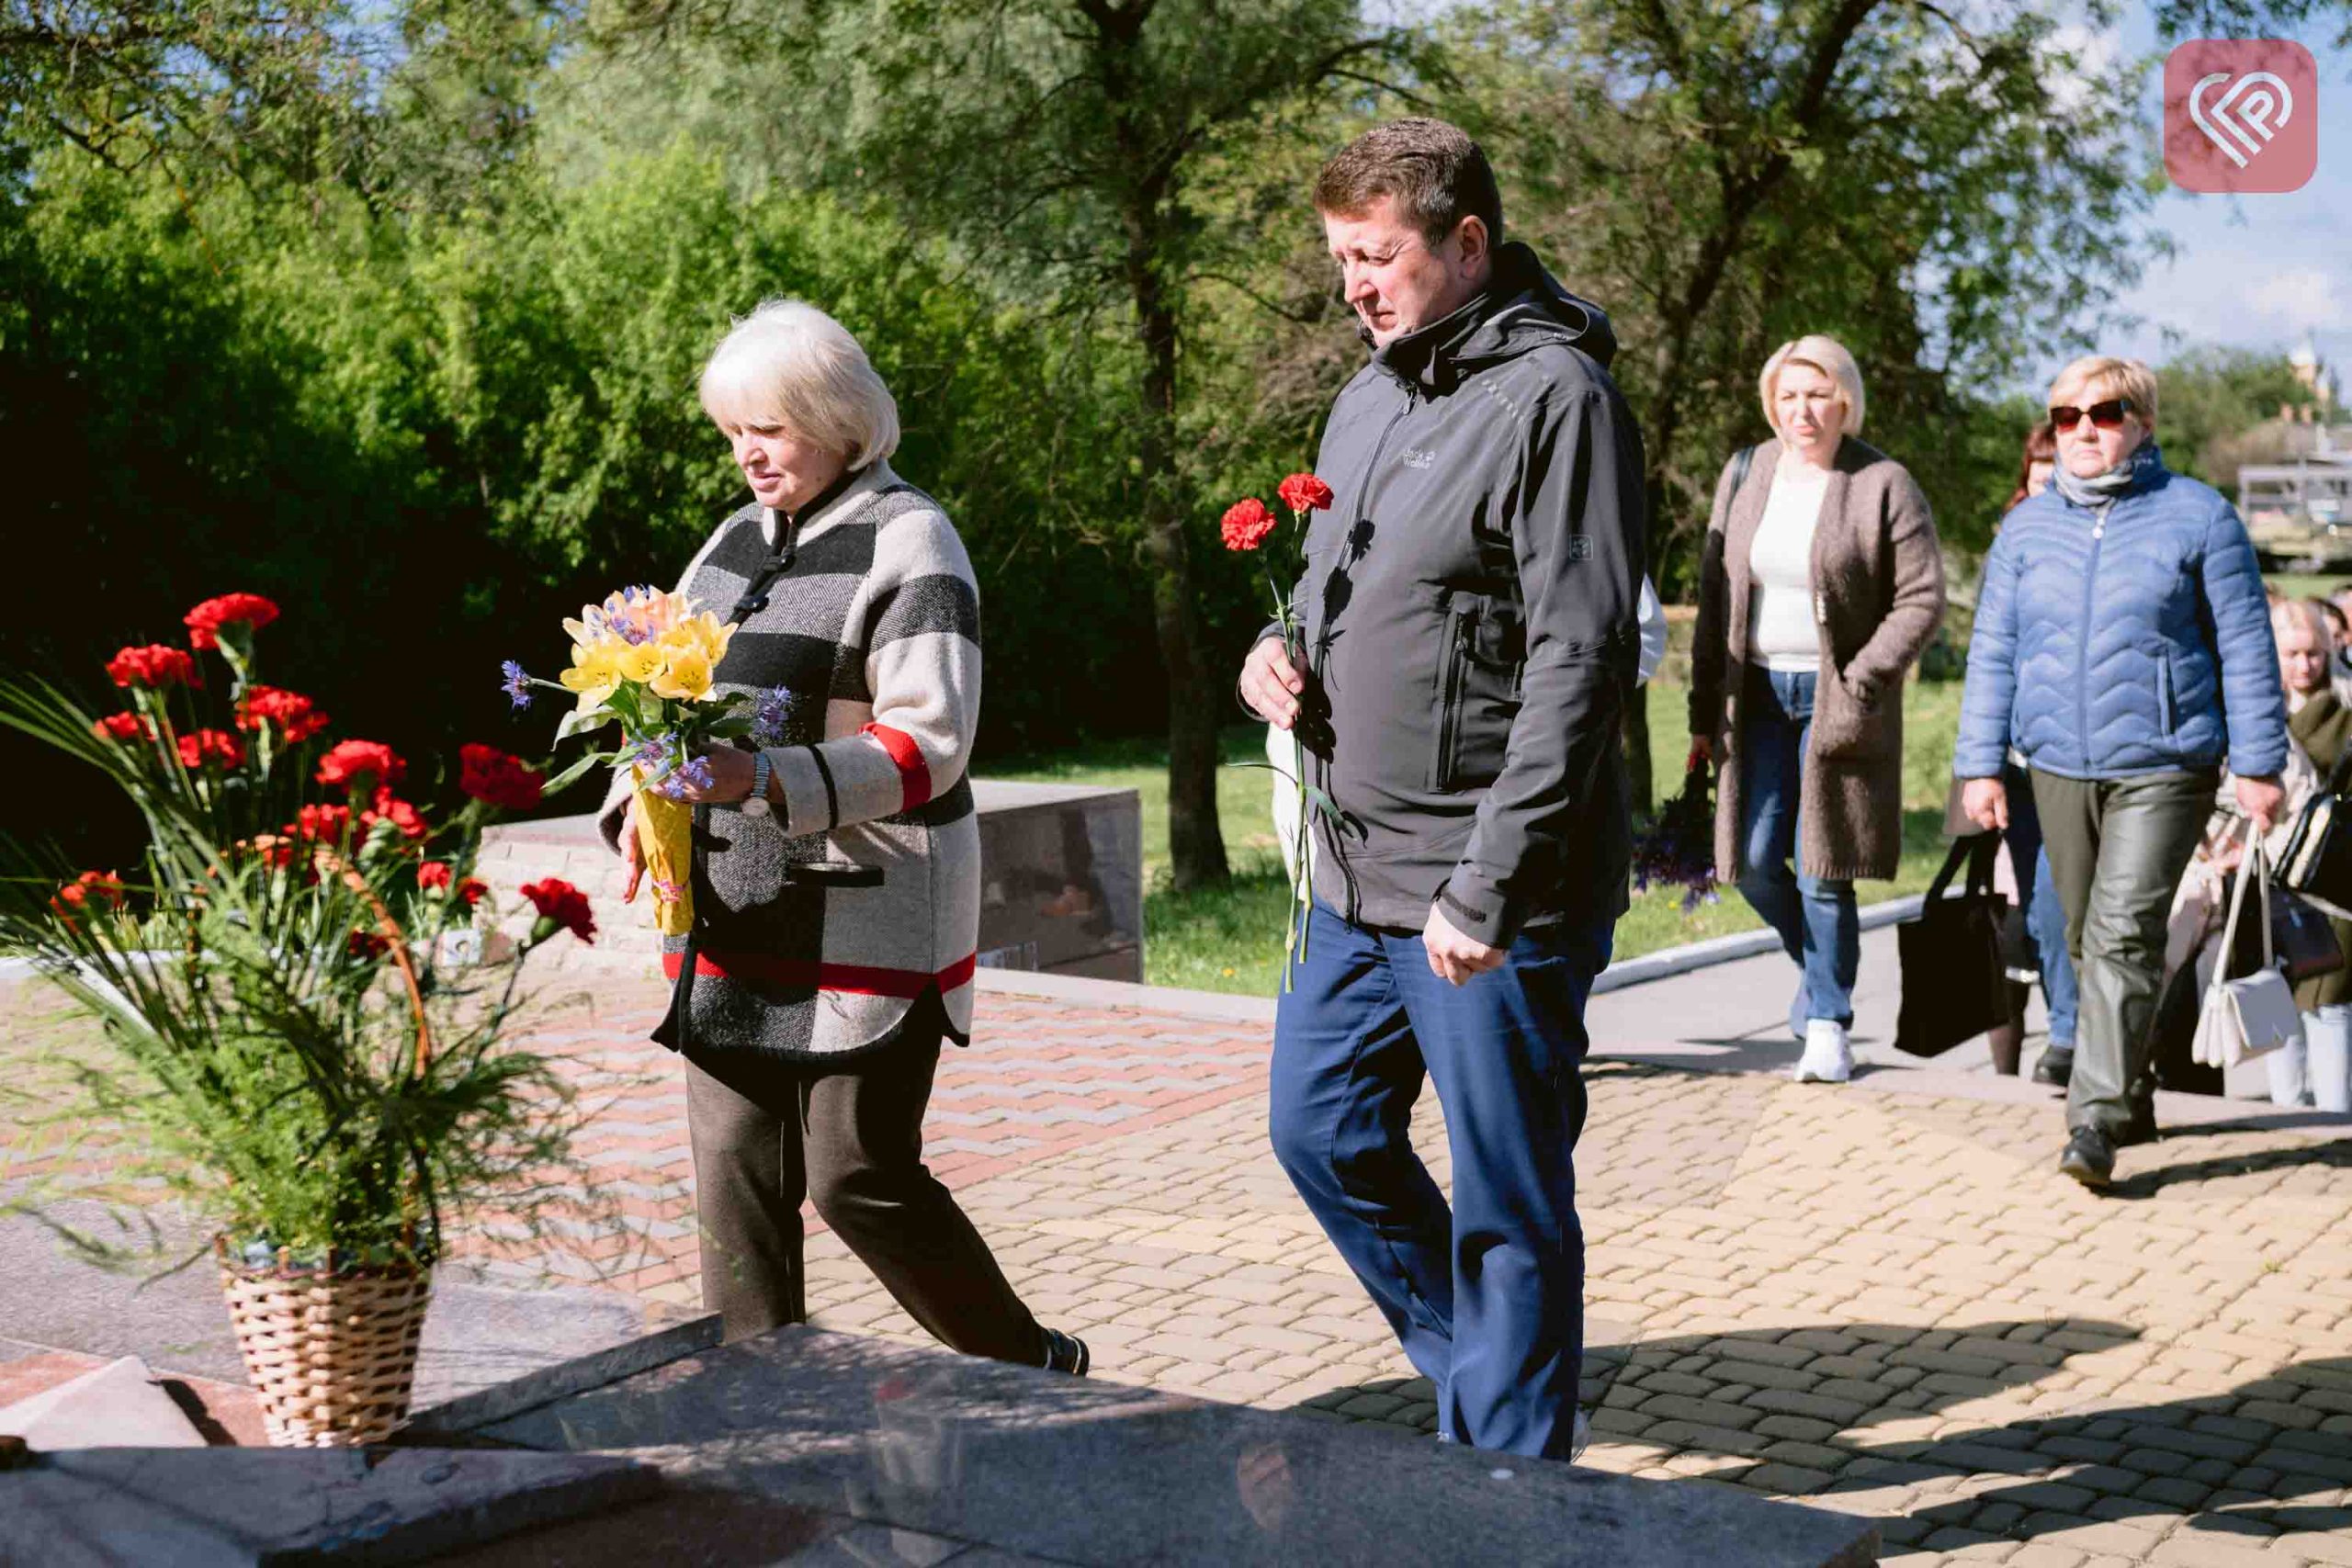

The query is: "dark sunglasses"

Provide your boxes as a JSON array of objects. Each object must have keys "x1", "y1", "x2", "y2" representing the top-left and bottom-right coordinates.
[{"x1": 2048, "y1": 398, "x2": 2135, "y2": 434}]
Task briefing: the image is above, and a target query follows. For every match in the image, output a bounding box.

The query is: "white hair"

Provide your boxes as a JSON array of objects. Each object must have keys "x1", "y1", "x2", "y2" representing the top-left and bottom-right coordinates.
[
  {"x1": 697, "y1": 299, "x2": 900, "y2": 468},
  {"x1": 1759, "y1": 334, "x2": 1867, "y2": 438}
]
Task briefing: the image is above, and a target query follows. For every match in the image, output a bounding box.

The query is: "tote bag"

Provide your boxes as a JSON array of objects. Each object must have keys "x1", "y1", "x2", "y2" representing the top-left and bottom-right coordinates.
[{"x1": 1895, "y1": 834, "x2": 2010, "y2": 1057}]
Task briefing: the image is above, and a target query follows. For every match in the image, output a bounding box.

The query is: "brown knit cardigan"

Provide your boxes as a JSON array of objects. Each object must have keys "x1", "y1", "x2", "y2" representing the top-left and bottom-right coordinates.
[{"x1": 1689, "y1": 436, "x2": 1947, "y2": 884}]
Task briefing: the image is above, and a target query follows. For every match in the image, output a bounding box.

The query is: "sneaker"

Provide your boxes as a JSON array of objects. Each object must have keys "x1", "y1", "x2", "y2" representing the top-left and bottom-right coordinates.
[
  {"x1": 1041, "y1": 1327, "x2": 1091, "y2": 1376},
  {"x1": 2032, "y1": 1046, "x2": 2075, "y2": 1088},
  {"x1": 1792, "y1": 1021, "x2": 1853, "y2": 1084},
  {"x1": 2058, "y1": 1125, "x2": 2115, "y2": 1190}
]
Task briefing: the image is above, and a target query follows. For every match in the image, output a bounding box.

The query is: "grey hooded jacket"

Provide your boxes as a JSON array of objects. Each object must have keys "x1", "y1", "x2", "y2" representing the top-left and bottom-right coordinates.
[{"x1": 1279, "y1": 242, "x2": 1647, "y2": 944}]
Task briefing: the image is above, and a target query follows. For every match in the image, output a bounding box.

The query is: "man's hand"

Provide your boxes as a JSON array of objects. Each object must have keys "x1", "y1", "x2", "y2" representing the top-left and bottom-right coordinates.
[
  {"x1": 1422, "y1": 903, "x2": 1504, "y2": 987},
  {"x1": 1961, "y1": 777, "x2": 2009, "y2": 833},
  {"x1": 2237, "y1": 773, "x2": 2288, "y2": 836},
  {"x1": 1687, "y1": 734, "x2": 1713, "y2": 772},
  {"x1": 620, "y1": 797, "x2": 644, "y2": 904},
  {"x1": 1239, "y1": 637, "x2": 1304, "y2": 728}
]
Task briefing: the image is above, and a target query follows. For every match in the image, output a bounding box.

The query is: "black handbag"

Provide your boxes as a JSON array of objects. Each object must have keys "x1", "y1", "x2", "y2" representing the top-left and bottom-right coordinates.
[
  {"x1": 1895, "y1": 834, "x2": 2012, "y2": 1057},
  {"x1": 2229, "y1": 883, "x2": 2346, "y2": 985},
  {"x1": 2279, "y1": 748, "x2": 2352, "y2": 919}
]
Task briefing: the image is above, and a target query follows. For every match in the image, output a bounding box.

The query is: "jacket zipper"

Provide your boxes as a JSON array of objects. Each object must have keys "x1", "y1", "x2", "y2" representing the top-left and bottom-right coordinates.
[
  {"x1": 1324, "y1": 382, "x2": 1418, "y2": 928},
  {"x1": 2075, "y1": 502, "x2": 2107, "y2": 773}
]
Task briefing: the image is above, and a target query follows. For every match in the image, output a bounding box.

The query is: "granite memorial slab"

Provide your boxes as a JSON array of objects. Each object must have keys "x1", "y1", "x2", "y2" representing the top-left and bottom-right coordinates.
[
  {"x1": 1, "y1": 1446, "x2": 659, "y2": 1566},
  {"x1": 478, "y1": 1326, "x2": 1878, "y2": 1566}
]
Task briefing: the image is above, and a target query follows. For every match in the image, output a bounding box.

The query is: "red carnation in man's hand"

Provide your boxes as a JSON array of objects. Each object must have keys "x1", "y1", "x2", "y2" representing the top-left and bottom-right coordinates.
[
  {"x1": 1221, "y1": 498, "x2": 1278, "y2": 552},
  {"x1": 459, "y1": 743, "x2": 545, "y2": 810},
  {"x1": 520, "y1": 878, "x2": 596, "y2": 944},
  {"x1": 1277, "y1": 473, "x2": 1334, "y2": 515},
  {"x1": 317, "y1": 739, "x2": 406, "y2": 792},
  {"x1": 185, "y1": 593, "x2": 281, "y2": 651},
  {"x1": 106, "y1": 645, "x2": 198, "y2": 689}
]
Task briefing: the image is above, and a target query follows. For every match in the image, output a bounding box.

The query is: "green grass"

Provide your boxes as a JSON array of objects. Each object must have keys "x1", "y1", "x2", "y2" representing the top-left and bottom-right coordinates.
[{"x1": 995, "y1": 677, "x2": 1971, "y2": 997}]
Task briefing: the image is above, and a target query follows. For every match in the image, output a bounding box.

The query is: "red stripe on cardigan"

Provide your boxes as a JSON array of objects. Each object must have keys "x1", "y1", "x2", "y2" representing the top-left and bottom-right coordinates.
[
  {"x1": 861, "y1": 721, "x2": 933, "y2": 810},
  {"x1": 664, "y1": 948, "x2": 978, "y2": 998}
]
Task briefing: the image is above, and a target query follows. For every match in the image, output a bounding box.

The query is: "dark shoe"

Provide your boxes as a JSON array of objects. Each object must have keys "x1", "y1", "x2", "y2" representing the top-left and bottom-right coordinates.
[
  {"x1": 1041, "y1": 1327, "x2": 1091, "y2": 1376},
  {"x1": 2032, "y1": 1046, "x2": 2075, "y2": 1088},
  {"x1": 2058, "y1": 1126, "x2": 2115, "y2": 1190},
  {"x1": 2116, "y1": 1098, "x2": 2159, "y2": 1148}
]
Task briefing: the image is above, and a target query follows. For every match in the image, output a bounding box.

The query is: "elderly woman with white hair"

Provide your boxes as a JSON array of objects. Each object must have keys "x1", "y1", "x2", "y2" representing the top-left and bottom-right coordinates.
[
  {"x1": 600, "y1": 299, "x2": 1089, "y2": 1373},
  {"x1": 1957, "y1": 355, "x2": 2288, "y2": 1188},
  {"x1": 1690, "y1": 334, "x2": 1947, "y2": 1086}
]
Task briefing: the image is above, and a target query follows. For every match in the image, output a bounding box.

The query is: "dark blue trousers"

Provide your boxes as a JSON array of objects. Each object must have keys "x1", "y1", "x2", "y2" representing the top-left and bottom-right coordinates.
[{"x1": 1269, "y1": 900, "x2": 1612, "y2": 1459}]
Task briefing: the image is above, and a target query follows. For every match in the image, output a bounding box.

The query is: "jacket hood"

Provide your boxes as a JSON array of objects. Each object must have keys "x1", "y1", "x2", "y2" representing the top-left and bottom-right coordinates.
[{"x1": 1374, "y1": 242, "x2": 1617, "y2": 391}]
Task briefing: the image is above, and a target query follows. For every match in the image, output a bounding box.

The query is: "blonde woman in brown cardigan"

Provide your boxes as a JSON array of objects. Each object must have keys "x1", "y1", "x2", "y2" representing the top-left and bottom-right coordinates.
[{"x1": 1689, "y1": 335, "x2": 1947, "y2": 1083}]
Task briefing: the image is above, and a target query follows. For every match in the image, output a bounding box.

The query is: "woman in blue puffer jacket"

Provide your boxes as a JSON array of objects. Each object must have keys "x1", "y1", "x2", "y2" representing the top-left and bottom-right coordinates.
[{"x1": 1955, "y1": 355, "x2": 2289, "y2": 1191}]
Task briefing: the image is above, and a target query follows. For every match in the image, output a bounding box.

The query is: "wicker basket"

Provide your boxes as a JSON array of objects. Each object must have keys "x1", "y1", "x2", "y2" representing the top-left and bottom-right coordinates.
[{"x1": 218, "y1": 1254, "x2": 434, "y2": 1447}]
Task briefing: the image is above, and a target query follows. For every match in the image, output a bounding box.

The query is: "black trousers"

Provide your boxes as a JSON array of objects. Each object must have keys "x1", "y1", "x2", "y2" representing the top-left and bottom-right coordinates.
[{"x1": 681, "y1": 993, "x2": 1046, "y2": 1364}]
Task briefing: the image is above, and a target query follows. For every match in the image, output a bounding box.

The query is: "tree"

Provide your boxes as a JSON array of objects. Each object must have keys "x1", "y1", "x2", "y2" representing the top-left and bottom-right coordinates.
[
  {"x1": 594, "y1": 0, "x2": 1416, "y2": 889},
  {"x1": 1442, "y1": 0, "x2": 2159, "y2": 807},
  {"x1": 2156, "y1": 347, "x2": 2319, "y2": 490}
]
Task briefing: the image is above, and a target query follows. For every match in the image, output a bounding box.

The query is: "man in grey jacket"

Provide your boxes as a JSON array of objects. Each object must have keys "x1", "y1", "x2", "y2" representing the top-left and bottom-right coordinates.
[{"x1": 1238, "y1": 118, "x2": 1645, "y2": 1461}]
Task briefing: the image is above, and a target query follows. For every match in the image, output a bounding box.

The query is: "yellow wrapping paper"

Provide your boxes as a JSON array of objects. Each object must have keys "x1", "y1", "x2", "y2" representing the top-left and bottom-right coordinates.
[{"x1": 632, "y1": 773, "x2": 695, "y2": 938}]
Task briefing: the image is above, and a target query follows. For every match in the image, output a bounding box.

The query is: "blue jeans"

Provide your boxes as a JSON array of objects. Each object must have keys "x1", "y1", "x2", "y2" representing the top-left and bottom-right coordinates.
[
  {"x1": 2000, "y1": 761, "x2": 2078, "y2": 1050},
  {"x1": 1736, "y1": 667, "x2": 1859, "y2": 1032},
  {"x1": 1269, "y1": 901, "x2": 1612, "y2": 1460}
]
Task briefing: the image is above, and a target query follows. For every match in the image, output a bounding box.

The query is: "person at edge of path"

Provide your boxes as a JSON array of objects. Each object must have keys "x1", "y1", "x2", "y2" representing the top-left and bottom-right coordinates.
[
  {"x1": 2002, "y1": 422, "x2": 2083, "y2": 1088},
  {"x1": 1236, "y1": 117, "x2": 1645, "y2": 1463},
  {"x1": 1686, "y1": 335, "x2": 1948, "y2": 1086},
  {"x1": 1956, "y1": 354, "x2": 2290, "y2": 1191},
  {"x1": 2265, "y1": 599, "x2": 2352, "y2": 1110},
  {"x1": 599, "y1": 299, "x2": 1089, "y2": 1374}
]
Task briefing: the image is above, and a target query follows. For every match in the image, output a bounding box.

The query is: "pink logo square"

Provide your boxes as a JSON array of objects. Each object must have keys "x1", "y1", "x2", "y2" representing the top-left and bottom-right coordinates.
[{"x1": 2165, "y1": 39, "x2": 2317, "y2": 194}]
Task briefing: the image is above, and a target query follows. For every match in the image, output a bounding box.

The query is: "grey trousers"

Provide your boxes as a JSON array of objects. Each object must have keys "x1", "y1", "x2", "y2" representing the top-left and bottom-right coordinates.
[
  {"x1": 2030, "y1": 768, "x2": 2216, "y2": 1138},
  {"x1": 682, "y1": 996, "x2": 1046, "y2": 1364}
]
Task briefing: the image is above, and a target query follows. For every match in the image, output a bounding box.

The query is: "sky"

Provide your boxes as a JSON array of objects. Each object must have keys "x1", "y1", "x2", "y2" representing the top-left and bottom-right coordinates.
[{"x1": 2095, "y1": 7, "x2": 2352, "y2": 391}]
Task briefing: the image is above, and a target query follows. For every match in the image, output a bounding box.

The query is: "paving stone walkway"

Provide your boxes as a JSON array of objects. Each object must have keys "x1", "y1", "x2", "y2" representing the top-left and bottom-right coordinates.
[{"x1": 12, "y1": 944, "x2": 2352, "y2": 1565}]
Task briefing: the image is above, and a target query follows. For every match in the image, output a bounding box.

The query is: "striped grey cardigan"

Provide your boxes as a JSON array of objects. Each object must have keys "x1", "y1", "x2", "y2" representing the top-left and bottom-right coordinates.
[{"x1": 598, "y1": 464, "x2": 984, "y2": 1057}]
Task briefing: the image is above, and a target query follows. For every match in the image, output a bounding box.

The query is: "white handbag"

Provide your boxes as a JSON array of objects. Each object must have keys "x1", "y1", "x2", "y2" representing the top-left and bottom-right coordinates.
[{"x1": 2194, "y1": 834, "x2": 2306, "y2": 1070}]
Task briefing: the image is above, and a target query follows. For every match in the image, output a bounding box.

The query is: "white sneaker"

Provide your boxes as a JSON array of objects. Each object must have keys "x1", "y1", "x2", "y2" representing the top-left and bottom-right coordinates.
[{"x1": 1792, "y1": 1020, "x2": 1853, "y2": 1084}]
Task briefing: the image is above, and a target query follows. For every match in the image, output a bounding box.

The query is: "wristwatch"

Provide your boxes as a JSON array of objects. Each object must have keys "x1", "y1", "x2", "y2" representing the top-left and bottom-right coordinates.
[{"x1": 742, "y1": 750, "x2": 774, "y2": 818}]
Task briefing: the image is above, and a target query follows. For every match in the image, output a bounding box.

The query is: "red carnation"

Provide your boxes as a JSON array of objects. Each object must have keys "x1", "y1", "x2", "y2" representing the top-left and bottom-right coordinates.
[
  {"x1": 1277, "y1": 472, "x2": 1335, "y2": 515},
  {"x1": 185, "y1": 593, "x2": 280, "y2": 652},
  {"x1": 288, "y1": 803, "x2": 353, "y2": 844},
  {"x1": 347, "y1": 929, "x2": 392, "y2": 961},
  {"x1": 93, "y1": 711, "x2": 155, "y2": 744},
  {"x1": 316, "y1": 739, "x2": 406, "y2": 793},
  {"x1": 51, "y1": 870, "x2": 127, "y2": 929},
  {"x1": 1220, "y1": 498, "x2": 1278, "y2": 552},
  {"x1": 459, "y1": 743, "x2": 545, "y2": 811},
  {"x1": 455, "y1": 877, "x2": 489, "y2": 908},
  {"x1": 519, "y1": 877, "x2": 596, "y2": 944},
  {"x1": 238, "y1": 685, "x2": 329, "y2": 743},
  {"x1": 175, "y1": 728, "x2": 246, "y2": 771},
  {"x1": 362, "y1": 788, "x2": 430, "y2": 841},
  {"x1": 417, "y1": 860, "x2": 453, "y2": 892},
  {"x1": 106, "y1": 645, "x2": 198, "y2": 690}
]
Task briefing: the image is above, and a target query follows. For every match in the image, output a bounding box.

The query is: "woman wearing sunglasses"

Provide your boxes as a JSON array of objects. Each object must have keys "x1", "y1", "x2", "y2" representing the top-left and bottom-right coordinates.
[{"x1": 1955, "y1": 355, "x2": 2289, "y2": 1190}]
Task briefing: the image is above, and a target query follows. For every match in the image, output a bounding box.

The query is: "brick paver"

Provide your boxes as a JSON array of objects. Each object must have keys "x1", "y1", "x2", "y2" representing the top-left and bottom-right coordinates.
[{"x1": 12, "y1": 970, "x2": 2352, "y2": 1566}]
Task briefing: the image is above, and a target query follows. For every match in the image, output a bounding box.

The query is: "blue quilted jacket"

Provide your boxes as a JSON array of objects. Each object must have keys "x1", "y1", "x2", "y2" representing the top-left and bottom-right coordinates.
[{"x1": 1954, "y1": 443, "x2": 2287, "y2": 783}]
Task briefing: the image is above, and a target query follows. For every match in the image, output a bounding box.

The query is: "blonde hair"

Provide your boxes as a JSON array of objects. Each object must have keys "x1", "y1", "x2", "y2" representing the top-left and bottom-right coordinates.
[
  {"x1": 2049, "y1": 355, "x2": 2159, "y2": 427},
  {"x1": 698, "y1": 299, "x2": 901, "y2": 468},
  {"x1": 1758, "y1": 335, "x2": 1866, "y2": 439},
  {"x1": 2275, "y1": 596, "x2": 2334, "y2": 651}
]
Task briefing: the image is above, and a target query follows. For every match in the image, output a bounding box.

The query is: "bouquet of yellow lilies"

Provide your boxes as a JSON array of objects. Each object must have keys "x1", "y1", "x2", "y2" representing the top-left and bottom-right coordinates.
[{"x1": 513, "y1": 587, "x2": 755, "y2": 936}]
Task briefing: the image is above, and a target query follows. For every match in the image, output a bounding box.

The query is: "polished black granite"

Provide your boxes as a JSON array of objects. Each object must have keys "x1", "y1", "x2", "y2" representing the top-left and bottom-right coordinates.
[{"x1": 481, "y1": 1326, "x2": 1878, "y2": 1566}]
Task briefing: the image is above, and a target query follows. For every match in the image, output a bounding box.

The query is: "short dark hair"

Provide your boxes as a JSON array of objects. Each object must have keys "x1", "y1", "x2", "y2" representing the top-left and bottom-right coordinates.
[{"x1": 1314, "y1": 118, "x2": 1502, "y2": 247}]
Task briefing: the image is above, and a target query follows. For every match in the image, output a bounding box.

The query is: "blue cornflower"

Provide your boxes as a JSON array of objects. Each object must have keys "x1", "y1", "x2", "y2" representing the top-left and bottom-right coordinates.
[
  {"x1": 501, "y1": 660, "x2": 534, "y2": 711},
  {"x1": 656, "y1": 754, "x2": 715, "y2": 800},
  {"x1": 752, "y1": 685, "x2": 800, "y2": 748}
]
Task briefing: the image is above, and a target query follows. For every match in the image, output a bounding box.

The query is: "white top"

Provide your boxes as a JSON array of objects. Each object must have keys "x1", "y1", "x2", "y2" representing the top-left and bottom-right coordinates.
[{"x1": 1747, "y1": 464, "x2": 1830, "y2": 671}]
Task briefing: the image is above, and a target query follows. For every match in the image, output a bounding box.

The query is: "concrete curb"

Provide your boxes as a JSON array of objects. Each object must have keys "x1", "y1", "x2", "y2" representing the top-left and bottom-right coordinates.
[{"x1": 974, "y1": 894, "x2": 1928, "y2": 1024}]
